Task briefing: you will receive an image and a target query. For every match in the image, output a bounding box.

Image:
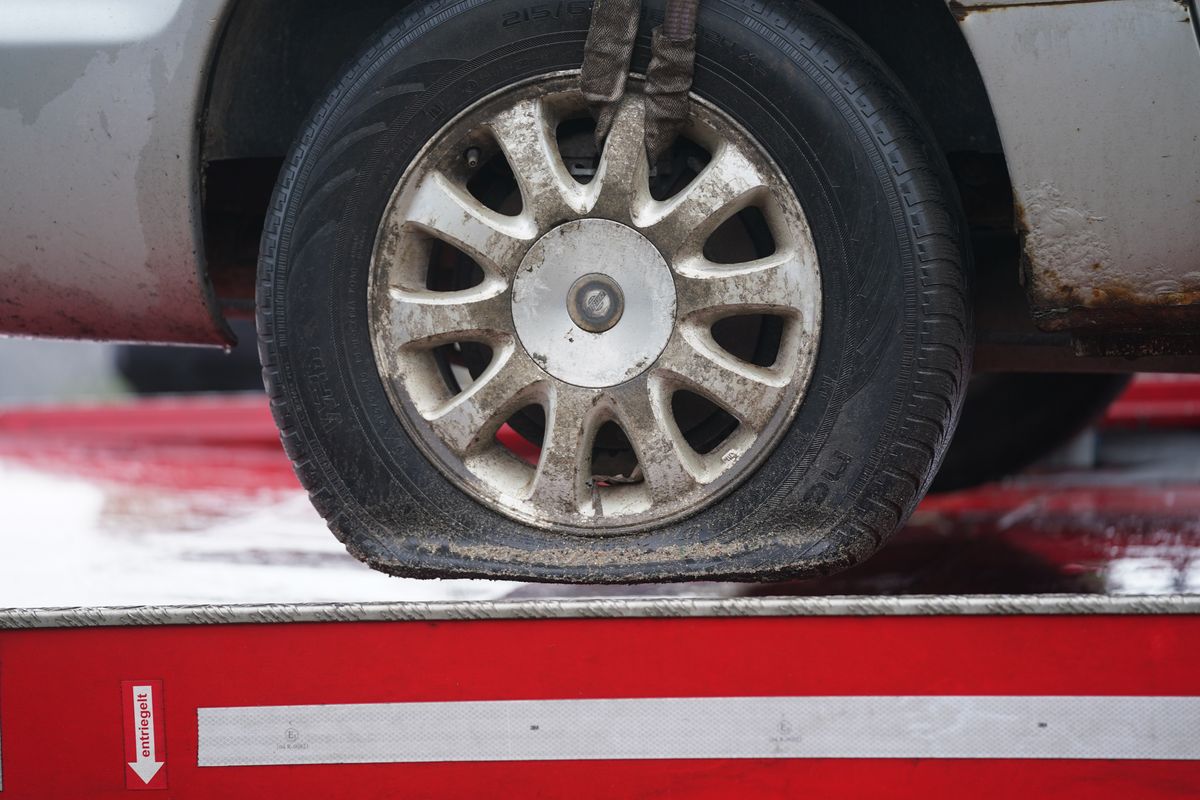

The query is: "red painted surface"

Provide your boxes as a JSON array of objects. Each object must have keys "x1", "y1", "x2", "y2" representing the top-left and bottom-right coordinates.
[
  {"x1": 1104, "y1": 374, "x2": 1200, "y2": 430},
  {"x1": 0, "y1": 372, "x2": 1192, "y2": 492},
  {"x1": 0, "y1": 396, "x2": 295, "y2": 492},
  {"x1": 496, "y1": 423, "x2": 541, "y2": 465},
  {"x1": 0, "y1": 615, "x2": 1198, "y2": 798}
]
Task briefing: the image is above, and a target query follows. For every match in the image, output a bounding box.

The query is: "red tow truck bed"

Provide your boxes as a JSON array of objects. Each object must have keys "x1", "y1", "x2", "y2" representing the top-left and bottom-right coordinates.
[
  {"x1": 0, "y1": 597, "x2": 1197, "y2": 798},
  {"x1": 0, "y1": 376, "x2": 1196, "y2": 797}
]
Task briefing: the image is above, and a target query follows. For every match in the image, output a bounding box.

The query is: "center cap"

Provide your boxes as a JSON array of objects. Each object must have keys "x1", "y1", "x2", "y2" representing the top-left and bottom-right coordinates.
[
  {"x1": 512, "y1": 219, "x2": 676, "y2": 388},
  {"x1": 568, "y1": 273, "x2": 624, "y2": 333}
]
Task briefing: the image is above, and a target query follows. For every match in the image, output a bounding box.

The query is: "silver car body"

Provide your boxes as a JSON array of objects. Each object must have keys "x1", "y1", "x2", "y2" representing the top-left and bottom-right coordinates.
[
  {"x1": 955, "y1": 0, "x2": 1200, "y2": 322},
  {"x1": 0, "y1": 0, "x2": 229, "y2": 343},
  {"x1": 1, "y1": 0, "x2": 1198, "y2": 347}
]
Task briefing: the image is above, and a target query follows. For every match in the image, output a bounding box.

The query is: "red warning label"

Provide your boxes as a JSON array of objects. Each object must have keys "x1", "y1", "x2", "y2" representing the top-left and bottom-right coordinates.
[{"x1": 121, "y1": 680, "x2": 167, "y2": 790}]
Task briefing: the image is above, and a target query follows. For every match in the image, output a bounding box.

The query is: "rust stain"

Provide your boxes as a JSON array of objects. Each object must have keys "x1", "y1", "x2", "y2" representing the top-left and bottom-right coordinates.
[
  {"x1": 1009, "y1": 181, "x2": 1189, "y2": 329},
  {"x1": 1086, "y1": 283, "x2": 1200, "y2": 308},
  {"x1": 1032, "y1": 283, "x2": 1200, "y2": 333},
  {"x1": 1013, "y1": 200, "x2": 1030, "y2": 234},
  {"x1": 1032, "y1": 264, "x2": 1200, "y2": 311},
  {"x1": 949, "y1": 0, "x2": 1114, "y2": 20}
]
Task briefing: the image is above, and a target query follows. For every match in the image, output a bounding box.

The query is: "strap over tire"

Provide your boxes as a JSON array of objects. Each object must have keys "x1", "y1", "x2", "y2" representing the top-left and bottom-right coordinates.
[{"x1": 580, "y1": 0, "x2": 700, "y2": 159}]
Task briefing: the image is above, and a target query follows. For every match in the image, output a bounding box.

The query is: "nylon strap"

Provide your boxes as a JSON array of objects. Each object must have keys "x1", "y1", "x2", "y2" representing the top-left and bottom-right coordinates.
[
  {"x1": 580, "y1": 0, "x2": 641, "y2": 143},
  {"x1": 580, "y1": 0, "x2": 700, "y2": 160}
]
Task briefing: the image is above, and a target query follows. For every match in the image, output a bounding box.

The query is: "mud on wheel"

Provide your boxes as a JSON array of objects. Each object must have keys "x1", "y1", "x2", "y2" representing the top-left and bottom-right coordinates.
[{"x1": 258, "y1": 0, "x2": 972, "y2": 581}]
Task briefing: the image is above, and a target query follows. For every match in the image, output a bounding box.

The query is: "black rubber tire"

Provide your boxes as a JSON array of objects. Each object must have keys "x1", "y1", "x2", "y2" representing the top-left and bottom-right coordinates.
[
  {"x1": 931, "y1": 373, "x2": 1130, "y2": 493},
  {"x1": 257, "y1": 0, "x2": 972, "y2": 582}
]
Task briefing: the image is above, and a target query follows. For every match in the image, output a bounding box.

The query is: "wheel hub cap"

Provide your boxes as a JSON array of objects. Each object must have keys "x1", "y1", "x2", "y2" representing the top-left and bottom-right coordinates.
[
  {"x1": 513, "y1": 219, "x2": 675, "y2": 388},
  {"x1": 369, "y1": 76, "x2": 822, "y2": 532},
  {"x1": 569, "y1": 273, "x2": 623, "y2": 333}
]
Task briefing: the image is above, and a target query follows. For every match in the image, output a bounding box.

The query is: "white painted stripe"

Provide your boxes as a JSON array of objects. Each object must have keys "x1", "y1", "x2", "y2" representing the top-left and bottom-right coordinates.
[{"x1": 197, "y1": 696, "x2": 1200, "y2": 766}]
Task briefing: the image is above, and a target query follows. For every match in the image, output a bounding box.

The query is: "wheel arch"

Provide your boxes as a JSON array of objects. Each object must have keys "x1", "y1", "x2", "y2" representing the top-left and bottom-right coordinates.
[
  {"x1": 199, "y1": 0, "x2": 412, "y2": 318},
  {"x1": 197, "y1": 0, "x2": 1014, "y2": 318}
]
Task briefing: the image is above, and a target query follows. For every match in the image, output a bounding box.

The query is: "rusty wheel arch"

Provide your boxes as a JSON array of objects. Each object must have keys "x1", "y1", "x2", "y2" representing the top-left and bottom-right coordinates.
[{"x1": 196, "y1": 0, "x2": 1016, "y2": 340}]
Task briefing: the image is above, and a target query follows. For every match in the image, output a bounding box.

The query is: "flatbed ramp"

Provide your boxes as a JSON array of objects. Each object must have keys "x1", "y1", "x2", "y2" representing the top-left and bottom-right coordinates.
[{"x1": 0, "y1": 596, "x2": 1197, "y2": 798}]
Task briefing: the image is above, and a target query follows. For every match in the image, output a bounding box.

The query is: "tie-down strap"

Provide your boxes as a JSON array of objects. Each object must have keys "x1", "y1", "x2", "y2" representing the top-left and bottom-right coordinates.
[{"x1": 580, "y1": 0, "x2": 700, "y2": 161}]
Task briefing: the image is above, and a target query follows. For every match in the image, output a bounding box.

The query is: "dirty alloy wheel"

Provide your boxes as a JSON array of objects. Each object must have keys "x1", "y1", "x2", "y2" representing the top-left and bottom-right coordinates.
[
  {"x1": 370, "y1": 80, "x2": 821, "y2": 534},
  {"x1": 258, "y1": 0, "x2": 971, "y2": 581}
]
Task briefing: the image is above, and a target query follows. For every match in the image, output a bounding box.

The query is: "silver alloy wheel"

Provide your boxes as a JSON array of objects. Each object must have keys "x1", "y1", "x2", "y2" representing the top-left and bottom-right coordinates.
[{"x1": 369, "y1": 75, "x2": 821, "y2": 532}]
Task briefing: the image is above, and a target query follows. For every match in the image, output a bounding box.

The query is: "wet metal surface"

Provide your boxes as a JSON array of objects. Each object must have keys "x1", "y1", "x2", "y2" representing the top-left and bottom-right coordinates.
[
  {"x1": 0, "y1": 397, "x2": 520, "y2": 606},
  {"x1": 0, "y1": 382, "x2": 1196, "y2": 607}
]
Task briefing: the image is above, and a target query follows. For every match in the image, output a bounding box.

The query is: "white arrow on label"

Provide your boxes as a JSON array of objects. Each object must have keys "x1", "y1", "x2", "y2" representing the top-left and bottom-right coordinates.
[{"x1": 128, "y1": 684, "x2": 165, "y2": 784}]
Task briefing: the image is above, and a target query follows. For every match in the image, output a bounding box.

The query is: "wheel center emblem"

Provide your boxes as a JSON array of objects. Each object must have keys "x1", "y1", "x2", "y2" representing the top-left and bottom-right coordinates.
[
  {"x1": 569, "y1": 273, "x2": 625, "y2": 333},
  {"x1": 511, "y1": 219, "x2": 676, "y2": 388}
]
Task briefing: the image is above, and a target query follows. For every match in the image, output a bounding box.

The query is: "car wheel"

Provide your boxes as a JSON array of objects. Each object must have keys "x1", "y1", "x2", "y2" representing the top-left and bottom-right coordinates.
[{"x1": 258, "y1": 0, "x2": 971, "y2": 581}]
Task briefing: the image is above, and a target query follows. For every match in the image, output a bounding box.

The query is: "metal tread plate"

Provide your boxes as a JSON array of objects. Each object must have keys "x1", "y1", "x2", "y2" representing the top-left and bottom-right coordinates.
[{"x1": 1, "y1": 593, "x2": 1197, "y2": 629}]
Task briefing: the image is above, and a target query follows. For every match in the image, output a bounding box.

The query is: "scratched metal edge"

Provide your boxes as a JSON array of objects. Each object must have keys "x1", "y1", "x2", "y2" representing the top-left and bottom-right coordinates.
[
  {"x1": 0, "y1": 595, "x2": 1198, "y2": 629},
  {"x1": 948, "y1": 0, "x2": 1108, "y2": 9}
]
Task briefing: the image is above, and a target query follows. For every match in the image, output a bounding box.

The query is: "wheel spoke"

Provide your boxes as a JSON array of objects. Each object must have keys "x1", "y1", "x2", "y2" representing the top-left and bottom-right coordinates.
[
  {"x1": 529, "y1": 384, "x2": 600, "y2": 515},
  {"x1": 655, "y1": 331, "x2": 784, "y2": 433},
  {"x1": 637, "y1": 144, "x2": 768, "y2": 259},
  {"x1": 674, "y1": 252, "x2": 811, "y2": 321},
  {"x1": 590, "y1": 99, "x2": 650, "y2": 220},
  {"x1": 610, "y1": 381, "x2": 701, "y2": 494},
  {"x1": 427, "y1": 346, "x2": 545, "y2": 455},
  {"x1": 488, "y1": 98, "x2": 591, "y2": 227},
  {"x1": 388, "y1": 286, "x2": 513, "y2": 347},
  {"x1": 402, "y1": 172, "x2": 534, "y2": 275}
]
